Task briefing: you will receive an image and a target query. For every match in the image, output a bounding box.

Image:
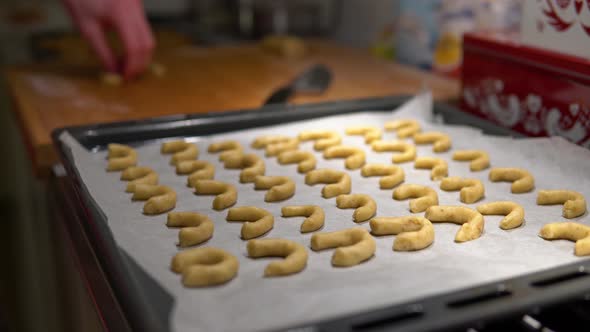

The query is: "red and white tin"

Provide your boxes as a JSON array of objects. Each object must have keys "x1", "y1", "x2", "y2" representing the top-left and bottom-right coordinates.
[{"x1": 460, "y1": 31, "x2": 590, "y2": 147}]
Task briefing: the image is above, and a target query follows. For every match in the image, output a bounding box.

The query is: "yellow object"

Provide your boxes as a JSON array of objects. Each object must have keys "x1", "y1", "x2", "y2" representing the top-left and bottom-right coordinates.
[
  {"x1": 311, "y1": 228, "x2": 376, "y2": 267},
  {"x1": 226, "y1": 206, "x2": 274, "y2": 240},
  {"x1": 247, "y1": 239, "x2": 308, "y2": 277},
  {"x1": 171, "y1": 247, "x2": 239, "y2": 287},
  {"x1": 370, "y1": 216, "x2": 434, "y2": 251}
]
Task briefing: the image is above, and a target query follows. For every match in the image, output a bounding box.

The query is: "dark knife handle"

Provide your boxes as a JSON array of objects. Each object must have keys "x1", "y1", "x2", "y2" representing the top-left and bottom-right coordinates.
[{"x1": 264, "y1": 85, "x2": 294, "y2": 105}]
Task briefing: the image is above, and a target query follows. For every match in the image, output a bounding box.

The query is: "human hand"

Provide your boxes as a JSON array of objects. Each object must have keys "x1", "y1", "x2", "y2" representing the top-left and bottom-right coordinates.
[{"x1": 62, "y1": 0, "x2": 155, "y2": 79}]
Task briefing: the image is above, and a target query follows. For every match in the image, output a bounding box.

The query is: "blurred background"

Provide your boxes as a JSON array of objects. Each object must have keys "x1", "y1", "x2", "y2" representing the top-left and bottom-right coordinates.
[{"x1": 0, "y1": 1, "x2": 526, "y2": 331}]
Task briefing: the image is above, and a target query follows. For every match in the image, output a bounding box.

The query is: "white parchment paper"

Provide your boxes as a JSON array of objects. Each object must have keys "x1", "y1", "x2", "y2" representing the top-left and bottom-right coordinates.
[{"x1": 60, "y1": 94, "x2": 590, "y2": 332}]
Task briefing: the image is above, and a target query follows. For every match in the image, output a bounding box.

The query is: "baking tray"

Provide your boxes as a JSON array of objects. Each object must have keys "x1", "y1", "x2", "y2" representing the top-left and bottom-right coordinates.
[{"x1": 52, "y1": 95, "x2": 590, "y2": 332}]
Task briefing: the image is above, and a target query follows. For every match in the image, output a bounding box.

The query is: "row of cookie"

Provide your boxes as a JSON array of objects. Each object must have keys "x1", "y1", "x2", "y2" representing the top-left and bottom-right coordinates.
[
  {"x1": 170, "y1": 206, "x2": 590, "y2": 288},
  {"x1": 107, "y1": 144, "x2": 178, "y2": 214},
  {"x1": 156, "y1": 138, "x2": 586, "y2": 221},
  {"x1": 254, "y1": 135, "x2": 588, "y2": 219},
  {"x1": 143, "y1": 138, "x2": 587, "y2": 221}
]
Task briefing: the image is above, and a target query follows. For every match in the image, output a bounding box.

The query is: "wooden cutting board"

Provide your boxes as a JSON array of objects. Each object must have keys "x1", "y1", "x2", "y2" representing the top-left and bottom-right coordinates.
[{"x1": 5, "y1": 40, "x2": 459, "y2": 176}]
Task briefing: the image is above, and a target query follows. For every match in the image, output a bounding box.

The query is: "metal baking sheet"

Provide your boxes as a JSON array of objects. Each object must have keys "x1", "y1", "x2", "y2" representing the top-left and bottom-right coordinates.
[{"x1": 55, "y1": 93, "x2": 590, "y2": 332}]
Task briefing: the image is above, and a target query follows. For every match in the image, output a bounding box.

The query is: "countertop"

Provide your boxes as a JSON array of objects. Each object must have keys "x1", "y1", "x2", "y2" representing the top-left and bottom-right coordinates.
[{"x1": 5, "y1": 39, "x2": 459, "y2": 175}]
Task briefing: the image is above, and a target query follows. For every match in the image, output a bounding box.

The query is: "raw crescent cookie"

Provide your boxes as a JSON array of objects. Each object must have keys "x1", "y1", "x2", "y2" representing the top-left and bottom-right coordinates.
[
  {"x1": 305, "y1": 169, "x2": 352, "y2": 198},
  {"x1": 311, "y1": 228, "x2": 376, "y2": 267},
  {"x1": 425, "y1": 205, "x2": 484, "y2": 242},
  {"x1": 345, "y1": 126, "x2": 382, "y2": 143},
  {"x1": 298, "y1": 130, "x2": 342, "y2": 151},
  {"x1": 226, "y1": 206, "x2": 274, "y2": 240},
  {"x1": 393, "y1": 184, "x2": 439, "y2": 213},
  {"x1": 413, "y1": 131, "x2": 451, "y2": 153},
  {"x1": 336, "y1": 194, "x2": 377, "y2": 223},
  {"x1": 414, "y1": 157, "x2": 448, "y2": 181},
  {"x1": 171, "y1": 247, "x2": 239, "y2": 287},
  {"x1": 251, "y1": 135, "x2": 299, "y2": 156},
  {"x1": 370, "y1": 216, "x2": 434, "y2": 251},
  {"x1": 254, "y1": 176, "x2": 296, "y2": 202},
  {"x1": 361, "y1": 163, "x2": 405, "y2": 189},
  {"x1": 121, "y1": 166, "x2": 159, "y2": 193},
  {"x1": 176, "y1": 160, "x2": 215, "y2": 188},
  {"x1": 251, "y1": 135, "x2": 292, "y2": 149},
  {"x1": 194, "y1": 180, "x2": 237, "y2": 210},
  {"x1": 281, "y1": 205, "x2": 325, "y2": 233},
  {"x1": 371, "y1": 140, "x2": 417, "y2": 163},
  {"x1": 537, "y1": 190, "x2": 587, "y2": 219},
  {"x1": 384, "y1": 119, "x2": 421, "y2": 138},
  {"x1": 107, "y1": 143, "x2": 137, "y2": 171},
  {"x1": 476, "y1": 201, "x2": 524, "y2": 230},
  {"x1": 266, "y1": 138, "x2": 299, "y2": 157},
  {"x1": 323, "y1": 145, "x2": 366, "y2": 169},
  {"x1": 161, "y1": 141, "x2": 199, "y2": 165},
  {"x1": 489, "y1": 167, "x2": 535, "y2": 193},
  {"x1": 223, "y1": 153, "x2": 265, "y2": 183},
  {"x1": 277, "y1": 150, "x2": 316, "y2": 173},
  {"x1": 208, "y1": 140, "x2": 243, "y2": 161},
  {"x1": 453, "y1": 150, "x2": 490, "y2": 171},
  {"x1": 247, "y1": 238, "x2": 308, "y2": 277},
  {"x1": 132, "y1": 184, "x2": 177, "y2": 215},
  {"x1": 167, "y1": 212, "x2": 214, "y2": 247},
  {"x1": 440, "y1": 176, "x2": 485, "y2": 204},
  {"x1": 539, "y1": 222, "x2": 590, "y2": 256}
]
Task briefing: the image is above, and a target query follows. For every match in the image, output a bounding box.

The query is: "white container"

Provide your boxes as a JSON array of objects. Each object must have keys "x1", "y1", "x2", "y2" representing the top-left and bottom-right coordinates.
[{"x1": 521, "y1": 0, "x2": 590, "y2": 59}]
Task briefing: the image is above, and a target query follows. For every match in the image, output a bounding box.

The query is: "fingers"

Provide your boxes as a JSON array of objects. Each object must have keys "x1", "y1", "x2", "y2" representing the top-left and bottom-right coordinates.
[
  {"x1": 111, "y1": 1, "x2": 155, "y2": 79},
  {"x1": 77, "y1": 20, "x2": 117, "y2": 73},
  {"x1": 112, "y1": 6, "x2": 155, "y2": 80}
]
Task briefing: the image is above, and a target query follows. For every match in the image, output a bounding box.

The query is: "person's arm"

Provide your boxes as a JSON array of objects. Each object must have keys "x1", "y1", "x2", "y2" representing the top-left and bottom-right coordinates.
[{"x1": 62, "y1": 0, "x2": 155, "y2": 79}]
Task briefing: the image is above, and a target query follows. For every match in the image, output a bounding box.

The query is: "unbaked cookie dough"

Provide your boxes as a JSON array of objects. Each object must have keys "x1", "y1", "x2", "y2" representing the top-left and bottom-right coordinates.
[
  {"x1": 336, "y1": 194, "x2": 377, "y2": 223},
  {"x1": 176, "y1": 160, "x2": 215, "y2": 188},
  {"x1": 414, "y1": 157, "x2": 448, "y2": 181},
  {"x1": 425, "y1": 205, "x2": 484, "y2": 242},
  {"x1": 120, "y1": 166, "x2": 159, "y2": 193},
  {"x1": 208, "y1": 140, "x2": 243, "y2": 161},
  {"x1": 277, "y1": 150, "x2": 316, "y2": 173},
  {"x1": 539, "y1": 222, "x2": 590, "y2": 256},
  {"x1": 361, "y1": 163, "x2": 405, "y2": 189},
  {"x1": 171, "y1": 247, "x2": 239, "y2": 287},
  {"x1": 223, "y1": 153, "x2": 265, "y2": 183},
  {"x1": 311, "y1": 228, "x2": 376, "y2": 267},
  {"x1": 323, "y1": 145, "x2": 366, "y2": 170},
  {"x1": 393, "y1": 184, "x2": 439, "y2": 213},
  {"x1": 247, "y1": 238, "x2": 308, "y2": 277},
  {"x1": 305, "y1": 169, "x2": 352, "y2": 198},
  {"x1": 489, "y1": 167, "x2": 534, "y2": 193},
  {"x1": 384, "y1": 119, "x2": 421, "y2": 138},
  {"x1": 476, "y1": 201, "x2": 524, "y2": 230},
  {"x1": 371, "y1": 140, "x2": 417, "y2": 163},
  {"x1": 345, "y1": 126, "x2": 382, "y2": 143},
  {"x1": 281, "y1": 205, "x2": 325, "y2": 233},
  {"x1": 537, "y1": 190, "x2": 586, "y2": 219},
  {"x1": 440, "y1": 176, "x2": 485, "y2": 204},
  {"x1": 413, "y1": 131, "x2": 451, "y2": 153},
  {"x1": 252, "y1": 135, "x2": 299, "y2": 157},
  {"x1": 452, "y1": 150, "x2": 490, "y2": 171},
  {"x1": 106, "y1": 143, "x2": 137, "y2": 171},
  {"x1": 254, "y1": 175, "x2": 296, "y2": 202},
  {"x1": 226, "y1": 206, "x2": 274, "y2": 239},
  {"x1": 161, "y1": 140, "x2": 198, "y2": 165},
  {"x1": 194, "y1": 180, "x2": 237, "y2": 210},
  {"x1": 132, "y1": 184, "x2": 177, "y2": 215},
  {"x1": 167, "y1": 212, "x2": 214, "y2": 247},
  {"x1": 370, "y1": 216, "x2": 434, "y2": 251},
  {"x1": 298, "y1": 130, "x2": 342, "y2": 151}
]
